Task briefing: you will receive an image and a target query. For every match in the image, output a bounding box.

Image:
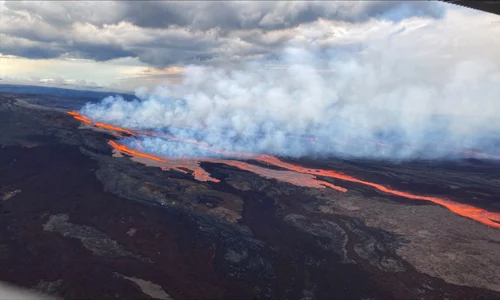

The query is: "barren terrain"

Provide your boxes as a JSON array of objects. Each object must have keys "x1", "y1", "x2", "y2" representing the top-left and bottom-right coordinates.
[{"x1": 1, "y1": 92, "x2": 500, "y2": 299}]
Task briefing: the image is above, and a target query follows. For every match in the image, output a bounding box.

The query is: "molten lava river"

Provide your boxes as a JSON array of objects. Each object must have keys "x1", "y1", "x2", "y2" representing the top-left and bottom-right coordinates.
[{"x1": 68, "y1": 111, "x2": 500, "y2": 229}]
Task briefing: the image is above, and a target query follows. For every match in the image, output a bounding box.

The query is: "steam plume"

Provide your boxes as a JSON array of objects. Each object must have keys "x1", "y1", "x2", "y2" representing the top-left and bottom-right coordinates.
[{"x1": 80, "y1": 10, "x2": 500, "y2": 161}]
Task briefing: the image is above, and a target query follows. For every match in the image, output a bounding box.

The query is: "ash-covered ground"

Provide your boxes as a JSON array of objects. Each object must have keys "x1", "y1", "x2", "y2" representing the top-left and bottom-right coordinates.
[{"x1": 1, "y1": 91, "x2": 500, "y2": 300}]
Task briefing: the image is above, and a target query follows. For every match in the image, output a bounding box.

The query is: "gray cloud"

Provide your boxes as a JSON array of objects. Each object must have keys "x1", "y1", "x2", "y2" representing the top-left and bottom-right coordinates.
[
  {"x1": 118, "y1": 1, "x2": 445, "y2": 31},
  {"x1": 0, "y1": 34, "x2": 63, "y2": 59},
  {"x1": 0, "y1": 33, "x2": 135, "y2": 62},
  {"x1": 4, "y1": 1, "x2": 122, "y2": 27},
  {"x1": 68, "y1": 43, "x2": 135, "y2": 61},
  {"x1": 0, "y1": 1, "x2": 446, "y2": 67}
]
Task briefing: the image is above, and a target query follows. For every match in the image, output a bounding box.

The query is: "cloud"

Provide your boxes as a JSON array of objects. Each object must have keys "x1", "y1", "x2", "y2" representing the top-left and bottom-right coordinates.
[
  {"x1": 118, "y1": 1, "x2": 445, "y2": 31},
  {"x1": 68, "y1": 42, "x2": 136, "y2": 61},
  {"x1": 0, "y1": 34, "x2": 62, "y2": 59},
  {"x1": 4, "y1": 1, "x2": 122, "y2": 27},
  {"x1": 0, "y1": 1, "x2": 446, "y2": 67},
  {"x1": 79, "y1": 9, "x2": 500, "y2": 161},
  {"x1": 0, "y1": 54, "x2": 184, "y2": 92}
]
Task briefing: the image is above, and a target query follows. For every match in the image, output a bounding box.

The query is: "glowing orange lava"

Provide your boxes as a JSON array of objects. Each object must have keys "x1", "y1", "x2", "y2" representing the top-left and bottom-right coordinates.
[
  {"x1": 68, "y1": 111, "x2": 91, "y2": 124},
  {"x1": 68, "y1": 111, "x2": 498, "y2": 160},
  {"x1": 109, "y1": 140, "x2": 220, "y2": 183},
  {"x1": 69, "y1": 110, "x2": 500, "y2": 228},
  {"x1": 109, "y1": 140, "x2": 342, "y2": 190},
  {"x1": 109, "y1": 140, "x2": 166, "y2": 163},
  {"x1": 255, "y1": 155, "x2": 500, "y2": 228},
  {"x1": 133, "y1": 129, "x2": 255, "y2": 159},
  {"x1": 95, "y1": 122, "x2": 134, "y2": 135},
  {"x1": 209, "y1": 159, "x2": 347, "y2": 192},
  {"x1": 192, "y1": 168, "x2": 221, "y2": 183},
  {"x1": 68, "y1": 111, "x2": 133, "y2": 137}
]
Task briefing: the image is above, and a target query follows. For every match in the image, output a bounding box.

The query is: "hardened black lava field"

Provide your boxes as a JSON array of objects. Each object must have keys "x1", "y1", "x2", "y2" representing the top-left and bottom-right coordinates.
[{"x1": 1, "y1": 92, "x2": 500, "y2": 300}]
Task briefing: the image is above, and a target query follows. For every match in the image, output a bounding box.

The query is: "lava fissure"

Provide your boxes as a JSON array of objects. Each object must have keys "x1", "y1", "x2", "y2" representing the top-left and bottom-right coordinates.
[{"x1": 69, "y1": 111, "x2": 500, "y2": 228}]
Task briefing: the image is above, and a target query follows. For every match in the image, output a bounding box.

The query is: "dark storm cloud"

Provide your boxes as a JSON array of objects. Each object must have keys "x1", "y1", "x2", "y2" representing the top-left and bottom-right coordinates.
[
  {"x1": 0, "y1": 33, "x2": 135, "y2": 62},
  {"x1": 119, "y1": 1, "x2": 445, "y2": 31},
  {"x1": 69, "y1": 43, "x2": 136, "y2": 61},
  {"x1": 2, "y1": 45, "x2": 61, "y2": 60},
  {"x1": 0, "y1": 1, "x2": 446, "y2": 67},
  {"x1": 0, "y1": 33, "x2": 63, "y2": 58},
  {"x1": 119, "y1": 2, "x2": 194, "y2": 29}
]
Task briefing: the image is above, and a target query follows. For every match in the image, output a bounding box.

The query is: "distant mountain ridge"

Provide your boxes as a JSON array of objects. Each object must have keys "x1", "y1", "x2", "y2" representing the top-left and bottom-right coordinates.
[{"x1": 0, "y1": 84, "x2": 135, "y2": 101}]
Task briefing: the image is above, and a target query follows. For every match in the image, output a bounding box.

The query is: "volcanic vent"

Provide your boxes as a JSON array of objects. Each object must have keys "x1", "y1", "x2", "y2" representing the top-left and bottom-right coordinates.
[{"x1": 68, "y1": 111, "x2": 500, "y2": 229}]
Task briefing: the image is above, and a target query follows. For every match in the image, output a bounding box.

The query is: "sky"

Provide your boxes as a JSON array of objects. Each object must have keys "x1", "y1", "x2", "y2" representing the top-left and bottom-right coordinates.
[
  {"x1": 2, "y1": 1, "x2": 500, "y2": 160},
  {"x1": 1, "y1": 1, "x2": 499, "y2": 92}
]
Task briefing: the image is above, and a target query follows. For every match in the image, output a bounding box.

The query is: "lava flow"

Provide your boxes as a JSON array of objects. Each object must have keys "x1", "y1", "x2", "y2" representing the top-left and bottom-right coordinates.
[
  {"x1": 108, "y1": 140, "x2": 345, "y2": 191},
  {"x1": 67, "y1": 111, "x2": 91, "y2": 124},
  {"x1": 256, "y1": 155, "x2": 500, "y2": 228},
  {"x1": 95, "y1": 122, "x2": 134, "y2": 135},
  {"x1": 67, "y1": 111, "x2": 132, "y2": 137},
  {"x1": 69, "y1": 110, "x2": 500, "y2": 228},
  {"x1": 208, "y1": 159, "x2": 347, "y2": 192},
  {"x1": 109, "y1": 140, "x2": 220, "y2": 183},
  {"x1": 109, "y1": 140, "x2": 166, "y2": 163}
]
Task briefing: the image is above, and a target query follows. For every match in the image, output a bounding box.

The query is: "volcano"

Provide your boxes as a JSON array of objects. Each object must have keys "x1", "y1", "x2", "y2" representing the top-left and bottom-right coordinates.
[{"x1": 1, "y1": 90, "x2": 500, "y2": 299}]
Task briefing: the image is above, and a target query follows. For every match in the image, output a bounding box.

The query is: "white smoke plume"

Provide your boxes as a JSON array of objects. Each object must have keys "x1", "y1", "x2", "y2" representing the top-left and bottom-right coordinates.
[{"x1": 81, "y1": 9, "x2": 500, "y2": 161}]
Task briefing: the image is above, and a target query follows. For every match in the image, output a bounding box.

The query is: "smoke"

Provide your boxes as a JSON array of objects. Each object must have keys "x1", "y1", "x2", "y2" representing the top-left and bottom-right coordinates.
[{"x1": 80, "y1": 9, "x2": 500, "y2": 161}]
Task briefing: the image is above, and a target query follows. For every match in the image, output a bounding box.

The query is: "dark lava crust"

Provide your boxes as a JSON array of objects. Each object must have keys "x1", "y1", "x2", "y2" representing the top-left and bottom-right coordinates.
[{"x1": 1, "y1": 93, "x2": 500, "y2": 300}]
